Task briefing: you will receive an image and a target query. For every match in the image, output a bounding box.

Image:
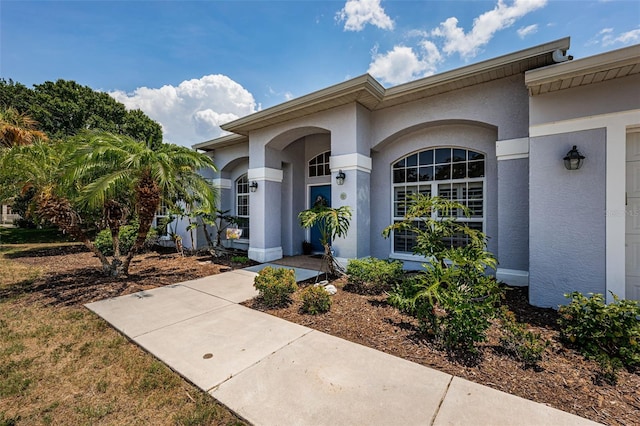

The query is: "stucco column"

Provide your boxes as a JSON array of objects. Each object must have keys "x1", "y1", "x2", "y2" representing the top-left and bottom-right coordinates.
[
  {"x1": 247, "y1": 167, "x2": 283, "y2": 262},
  {"x1": 330, "y1": 153, "x2": 371, "y2": 262},
  {"x1": 495, "y1": 137, "x2": 530, "y2": 286}
]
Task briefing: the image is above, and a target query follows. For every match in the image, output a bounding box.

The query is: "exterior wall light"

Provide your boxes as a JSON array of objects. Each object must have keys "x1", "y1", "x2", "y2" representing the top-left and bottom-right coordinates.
[
  {"x1": 249, "y1": 181, "x2": 258, "y2": 192},
  {"x1": 336, "y1": 170, "x2": 346, "y2": 185},
  {"x1": 563, "y1": 145, "x2": 585, "y2": 170}
]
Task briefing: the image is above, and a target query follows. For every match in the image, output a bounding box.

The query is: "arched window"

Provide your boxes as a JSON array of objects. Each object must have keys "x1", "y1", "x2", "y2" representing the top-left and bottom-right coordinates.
[
  {"x1": 235, "y1": 174, "x2": 250, "y2": 239},
  {"x1": 391, "y1": 147, "x2": 485, "y2": 253},
  {"x1": 308, "y1": 151, "x2": 331, "y2": 177}
]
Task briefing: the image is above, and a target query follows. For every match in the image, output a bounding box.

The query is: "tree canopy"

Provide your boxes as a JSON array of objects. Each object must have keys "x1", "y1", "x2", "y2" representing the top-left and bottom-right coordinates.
[
  {"x1": 1, "y1": 132, "x2": 217, "y2": 276},
  {"x1": 0, "y1": 78, "x2": 162, "y2": 145}
]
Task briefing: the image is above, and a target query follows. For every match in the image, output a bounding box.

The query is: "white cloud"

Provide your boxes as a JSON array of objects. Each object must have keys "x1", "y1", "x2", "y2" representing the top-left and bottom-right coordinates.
[
  {"x1": 109, "y1": 74, "x2": 256, "y2": 147},
  {"x1": 367, "y1": 42, "x2": 442, "y2": 86},
  {"x1": 517, "y1": 24, "x2": 538, "y2": 39},
  {"x1": 336, "y1": 0, "x2": 394, "y2": 32},
  {"x1": 432, "y1": 0, "x2": 547, "y2": 58},
  {"x1": 599, "y1": 27, "x2": 640, "y2": 47}
]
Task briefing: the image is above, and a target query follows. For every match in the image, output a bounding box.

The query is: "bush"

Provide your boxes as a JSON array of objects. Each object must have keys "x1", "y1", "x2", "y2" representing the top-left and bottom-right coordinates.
[
  {"x1": 384, "y1": 195, "x2": 502, "y2": 353},
  {"x1": 253, "y1": 267, "x2": 297, "y2": 308},
  {"x1": 94, "y1": 223, "x2": 157, "y2": 256},
  {"x1": 300, "y1": 285, "x2": 332, "y2": 314},
  {"x1": 500, "y1": 308, "x2": 549, "y2": 368},
  {"x1": 230, "y1": 256, "x2": 250, "y2": 264},
  {"x1": 558, "y1": 292, "x2": 640, "y2": 382},
  {"x1": 346, "y1": 257, "x2": 404, "y2": 294}
]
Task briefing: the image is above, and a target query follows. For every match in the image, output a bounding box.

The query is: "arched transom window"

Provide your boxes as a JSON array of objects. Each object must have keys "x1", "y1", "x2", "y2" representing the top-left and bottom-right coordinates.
[
  {"x1": 309, "y1": 151, "x2": 331, "y2": 177},
  {"x1": 392, "y1": 147, "x2": 485, "y2": 253}
]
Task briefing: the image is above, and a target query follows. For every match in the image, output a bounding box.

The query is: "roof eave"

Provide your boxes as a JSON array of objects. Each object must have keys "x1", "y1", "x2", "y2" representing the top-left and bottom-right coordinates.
[
  {"x1": 383, "y1": 37, "x2": 570, "y2": 102},
  {"x1": 525, "y1": 43, "x2": 640, "y2": 89},
  {"x1": 220, "y1": 74, "x2": 386, "y2": 135},
  {"x1": 192, "y1": 133, "x2": 248, "y2": 151}
]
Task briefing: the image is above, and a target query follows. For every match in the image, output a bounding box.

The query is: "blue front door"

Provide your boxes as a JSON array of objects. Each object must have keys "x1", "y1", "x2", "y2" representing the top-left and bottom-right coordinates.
[{"x1": 309, "y1": 185, "x2": 331, "y2": 253}]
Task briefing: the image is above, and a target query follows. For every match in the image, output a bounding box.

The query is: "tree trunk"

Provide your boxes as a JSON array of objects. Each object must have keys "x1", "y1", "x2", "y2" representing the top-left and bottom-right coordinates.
[
  {"x1": 201, "y1": 221, "x2": 214, "y2": 248},
  {"x1": 121, "y1": 171, "x2": 160, "y2": 274},
  {"x1": 36, "y1": 190, "x2": 113, "y2": 274}
]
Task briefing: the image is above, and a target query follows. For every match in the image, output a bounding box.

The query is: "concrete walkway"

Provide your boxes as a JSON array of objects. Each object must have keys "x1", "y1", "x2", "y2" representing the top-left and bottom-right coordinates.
[{"x1": 86, "y1": 269, "x2": 600, "y2": 426}]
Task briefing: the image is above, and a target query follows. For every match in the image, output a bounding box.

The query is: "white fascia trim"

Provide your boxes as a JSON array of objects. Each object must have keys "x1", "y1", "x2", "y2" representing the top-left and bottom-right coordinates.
[
  {"x1": 496, "y1": 268, "x2": 529, "y2": 287},
  {"x1": 211, "y1": 178, "x2": 232, "y2": 189},
  {"x1": 248, "y1": 246, "x2": 283, "y2": 263},
  {"x1": 330, "y1": 153, "x2": 372, "y2": 173},
  {"x1": 496, "y1": 137, "x2": 529, "y2": 161},
  {"x1": 530, "y1": 108, "x2": 640, "y2": 303},
  {"x1": 247, "y1": 167, "x2": 284, "y2": 183},
  {"x1": 530, "y1": 109, "x2": 640, "y2": 138}
]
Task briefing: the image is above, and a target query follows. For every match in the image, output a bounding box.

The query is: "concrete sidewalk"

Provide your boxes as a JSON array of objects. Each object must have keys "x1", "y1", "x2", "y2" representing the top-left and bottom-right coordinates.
[{"x1": 86, "y1": 269, "x2": 599, "y2": 426}]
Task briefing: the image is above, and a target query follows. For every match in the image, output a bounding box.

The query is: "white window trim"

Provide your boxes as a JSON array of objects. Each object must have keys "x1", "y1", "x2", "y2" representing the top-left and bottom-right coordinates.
[
  {"x1": 235, "y1": 174, "x2": 250, "y2": 242},
  {"x1": 389, "y1": 147, "x2": 486, "y2": 257}
]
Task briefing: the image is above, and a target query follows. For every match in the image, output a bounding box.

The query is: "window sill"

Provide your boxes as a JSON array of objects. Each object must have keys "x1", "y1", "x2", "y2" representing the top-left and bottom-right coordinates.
[{"x1": 389, "y1": 252, "x2": 430, "y2": 262}]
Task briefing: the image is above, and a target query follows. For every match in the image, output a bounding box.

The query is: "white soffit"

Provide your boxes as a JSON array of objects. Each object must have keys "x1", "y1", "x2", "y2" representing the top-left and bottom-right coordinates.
[{"x1": 526, "y1": 44, "x2": 640, "y2": 96}]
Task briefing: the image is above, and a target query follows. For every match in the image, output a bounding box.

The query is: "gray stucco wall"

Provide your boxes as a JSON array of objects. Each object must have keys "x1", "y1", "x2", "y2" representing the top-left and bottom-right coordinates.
[
  {"x1": 370, "y1": 123, "x2": 498, "y2": 261},
  {"x1": 497, "y1": 158, "x2": 529, "y2": 272},
  {"x1": 529, "y1": 128, "x2": 606, "y2": 308},
  {"x1": 529, "y1": 74, "x2": 640, "y2": 126},
  {"x1": 371, "y1": 75, "x2": 529, "y2": 148}
]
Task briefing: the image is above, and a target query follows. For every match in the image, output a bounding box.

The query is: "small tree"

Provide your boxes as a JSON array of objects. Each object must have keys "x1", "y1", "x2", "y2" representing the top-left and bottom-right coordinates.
[
  {"x1": 298, "y1": 205, "x2": 351, "y2": 276},
  {"x1": 383, "y1": 194, "x2": 502, "y2": 353},
  {"x1": 1, "y1": 133, "x2": 217, "y2": 277}
]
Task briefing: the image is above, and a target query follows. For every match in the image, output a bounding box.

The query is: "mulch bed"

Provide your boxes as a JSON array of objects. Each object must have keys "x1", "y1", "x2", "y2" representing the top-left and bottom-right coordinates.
[{"x1": 244, "y1": 278, "x2": 640, "y2": 426}]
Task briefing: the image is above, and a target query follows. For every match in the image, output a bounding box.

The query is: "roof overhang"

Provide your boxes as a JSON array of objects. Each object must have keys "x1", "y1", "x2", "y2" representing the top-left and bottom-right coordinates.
[
  {"x1": 526, "y1": 43, "x2": 640, "y2": 96},
  {"x1": 192, "y1": 133, "x2": 248, "y2": 151},
  {"x1": 221, "y1": 74, "x2": 386, "y2": 136},
  {"x1": 198, "y1": 38, "x2": 571, "y2": 150},
  {"x1": 379, "y1": 37, "x2": 570, "y2": 109}
]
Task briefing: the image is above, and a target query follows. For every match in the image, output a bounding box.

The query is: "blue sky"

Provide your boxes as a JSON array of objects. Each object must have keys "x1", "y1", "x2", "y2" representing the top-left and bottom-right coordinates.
[{"x1": 1, "y1": 0, "x2": 639, "y2": 147}]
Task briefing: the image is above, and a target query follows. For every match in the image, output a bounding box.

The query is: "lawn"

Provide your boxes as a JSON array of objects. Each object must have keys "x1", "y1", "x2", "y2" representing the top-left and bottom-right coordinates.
[
  {"x1": 0, "y1": 238, "x2": 245, "y2": 426},
  {"x1": 0, "y1": 226, "x2": 72, "y2": 244}
]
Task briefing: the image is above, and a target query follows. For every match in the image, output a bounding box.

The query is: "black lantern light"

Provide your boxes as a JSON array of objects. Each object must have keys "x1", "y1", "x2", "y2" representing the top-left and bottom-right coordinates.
[
  {"x1": 249, "y1": 181, "x2": 258, "y2": 192},
  {"x1": 563, "y1": 145, "x2": 585, "y2": 170},
  {"x1": 336, "y1": 170, "x2": 346, "y2": 185}
]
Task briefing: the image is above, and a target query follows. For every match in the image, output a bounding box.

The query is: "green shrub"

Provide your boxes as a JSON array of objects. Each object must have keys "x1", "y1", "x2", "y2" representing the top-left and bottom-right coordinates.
[
  {"x1": 231, "y1": 256, "x2": 250, "y2": 264},
  {"x1": 300, "y1": 286, "x2": 332, "y2": 314},
  {"x1": 558, "y1": 292, "x2": 640, "y2": 382},
  {"x1": 500, "y1": 308, "x2": 549, "y2": 368},
  {"x1": 384, "y1": 195, "x2": 502, "y2": 353},
  {"x1": 346, "y1": 257, "x2": 404, "y2": 294},
  {"x1": 253, "y1": 267, "x2": 297, "y2": 308},
  {"x1": 94, "y1": 222, "x2": 157, "y2": 256}
]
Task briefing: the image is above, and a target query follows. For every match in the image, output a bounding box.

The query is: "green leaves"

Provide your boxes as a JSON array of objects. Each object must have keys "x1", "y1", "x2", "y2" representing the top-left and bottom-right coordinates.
[
  {"x1": 0, "y1": 78, "x2": 162, "y2": 144},
  {"x1": 298, "y1": 205, "x2": 352, "y2": 247},
  {"x1": 558, "y1": 291, "x2": 640, "y2": 382},
  {"x1": 384, "y1": 194, "x2": 502, "y2": 353}
]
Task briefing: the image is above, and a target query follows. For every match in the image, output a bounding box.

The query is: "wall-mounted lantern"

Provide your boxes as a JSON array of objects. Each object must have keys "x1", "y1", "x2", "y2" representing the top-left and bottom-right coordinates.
[
  {"x1": 249, "y1": 181, "x2": 258, "y2": 192},
  {"x1": 336, "y1": 170, "x2": 346, "y2": 185},
  {"x1": 563, "y1": 145, "x2": 585, "y2": 171}
]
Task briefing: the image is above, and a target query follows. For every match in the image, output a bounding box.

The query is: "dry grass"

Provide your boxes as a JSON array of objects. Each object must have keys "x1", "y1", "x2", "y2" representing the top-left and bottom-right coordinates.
[{"x1": 0, "y1": 243, "x2": 245, "y2": 426}]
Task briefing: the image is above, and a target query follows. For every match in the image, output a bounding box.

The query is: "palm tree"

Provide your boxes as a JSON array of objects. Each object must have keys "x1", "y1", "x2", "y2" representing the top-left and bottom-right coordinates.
[
  {"x1": 1, "y1": 133, "x2": 217, "y2": 277},
  {"x1": 298, "y1": 205, "x2": 351, "y2": 276},
  {"x1": 73, "y1": 132, "x2": 217, "y2": 275},
  {"x1": 0, "y1": 107, "x2": 48, "y2": 147}
]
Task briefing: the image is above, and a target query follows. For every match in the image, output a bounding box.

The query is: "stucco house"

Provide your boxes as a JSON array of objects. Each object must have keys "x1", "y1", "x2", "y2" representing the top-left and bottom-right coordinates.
[{"x1": 192, "y1": 37, "x2": 640, "y2": 308}]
